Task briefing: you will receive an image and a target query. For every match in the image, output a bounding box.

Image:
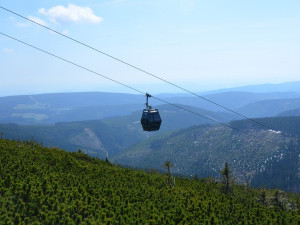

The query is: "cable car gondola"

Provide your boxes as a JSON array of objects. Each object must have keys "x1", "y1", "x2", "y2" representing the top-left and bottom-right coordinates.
[{"x1": 141, "y1": 93, "x2": 162, "y2": 131}]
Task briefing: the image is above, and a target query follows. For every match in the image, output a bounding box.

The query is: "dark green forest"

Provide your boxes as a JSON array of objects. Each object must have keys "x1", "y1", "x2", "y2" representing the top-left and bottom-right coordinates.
[
  {"x1": 251, "y1": 140, "x2": 300, "y2": 193},
  {"x1": 0, "y1": 138, "x2": 299, "y2": 224}
]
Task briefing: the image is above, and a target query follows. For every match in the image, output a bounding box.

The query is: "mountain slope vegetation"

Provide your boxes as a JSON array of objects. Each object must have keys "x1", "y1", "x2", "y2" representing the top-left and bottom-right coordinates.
[
  {"x1": 230, "y1": 116, "x2": 300, "y2": 138},
  {"x1": 0, "y1": 120, "x2": 149, "y2": 158},
  {"x1": 114, "y1": 116, "x2": 300, "y2": 192},
  {"x1": 114, "y1": 125, "x2": 290, "y2": 182},
  {"x1": 0, "y1": 138, "x2": 299, "y2": 224}
]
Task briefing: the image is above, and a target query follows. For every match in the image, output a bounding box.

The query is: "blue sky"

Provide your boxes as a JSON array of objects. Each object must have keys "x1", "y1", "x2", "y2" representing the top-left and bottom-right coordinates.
[{"x1": 1, "y1": 0, "x2": 300, "y2": 96}]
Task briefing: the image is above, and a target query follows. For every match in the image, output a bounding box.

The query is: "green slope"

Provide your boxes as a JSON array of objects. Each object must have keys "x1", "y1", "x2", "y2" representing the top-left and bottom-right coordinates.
[
  {"x1": 113, "y1": 125, "x2": 291, "y2": 182},
  {"x1": 0, "y1": 139, "x2": 299, "y2": 224},
  {"x1": 114, "y1": 116, "x2": 300, "y2": 192}
]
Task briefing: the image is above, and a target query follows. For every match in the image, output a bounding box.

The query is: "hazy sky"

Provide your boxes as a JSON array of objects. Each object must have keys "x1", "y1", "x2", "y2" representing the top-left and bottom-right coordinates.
[{"x1": 1, "y1": 0, "x2": 300, "y2": 96}]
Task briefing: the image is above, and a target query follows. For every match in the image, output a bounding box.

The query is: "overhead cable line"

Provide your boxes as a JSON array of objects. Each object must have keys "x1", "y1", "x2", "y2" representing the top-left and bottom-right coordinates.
[
  {"x1": 0, "y1": 31, "x2": 285, "y2": 149},
  {"x1": 0, "y1": 5, "x2": 273, "y2": 131}
]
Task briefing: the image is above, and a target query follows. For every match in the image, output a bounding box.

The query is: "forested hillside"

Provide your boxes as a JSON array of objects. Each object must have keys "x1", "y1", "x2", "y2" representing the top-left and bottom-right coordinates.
[
  {"x1": 230, "y1": 116, "x2": 300, "y2": 138},
  {"x1": 0, "y1": 138, "x2": 299, "y2": 224},
  {"x1": 251, "y1": 141, "x2": 300, "y2": 193},
  {"x1": 114, "y1": 125, "x2": 291, "y2": 182},
  {"x1": 0, "y1": 120, "x2": 149, "y2": 159},
  {"x1": 114, "y1": 116, "x2": 300, "y2": 192},
  {"x1": 230, "y1": 117, "x2": 300, "y2": 192}
]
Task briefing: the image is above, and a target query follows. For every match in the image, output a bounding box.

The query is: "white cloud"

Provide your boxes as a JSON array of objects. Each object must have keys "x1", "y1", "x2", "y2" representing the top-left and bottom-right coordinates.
[
  {"x1": 16, "y1": 22, "x2": 30, "y2": 28},
  {"x1": 28, "y1": 16, "x2": 47, "y2": 26},
  {"x1": 14, "y1": 16, "x2": 46, "y2": 27},
  {"x1": 62, "y1": 30, "x2": 69, "y2": 35},
  {"x1": 38, "y1": 4, "x2": 103, "y2": 24},
  {"x1": 2, "y1": 48, "x2": 14, "y2": 53}
]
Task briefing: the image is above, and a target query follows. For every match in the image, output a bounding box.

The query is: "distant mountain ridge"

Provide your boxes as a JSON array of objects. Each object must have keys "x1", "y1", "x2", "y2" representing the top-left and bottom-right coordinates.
[
  {"x1": 0, "y1": 92, "x2": 146, "y2": 124},
  {"x1": 204, "y1": 81, "x2": 300, "y2": 94},
  {"x1": 277, "y1": 109, "x2": 300, "y2": 117},
  {"x1": 166, "y1": 92, "x2": 300, "y2": 112},
  {"x1": 235, "y1": 98, "x2": 300, "y2": 118},
  {"x1": 2, "y1": 89, "x2": 300, "y2": 124}
]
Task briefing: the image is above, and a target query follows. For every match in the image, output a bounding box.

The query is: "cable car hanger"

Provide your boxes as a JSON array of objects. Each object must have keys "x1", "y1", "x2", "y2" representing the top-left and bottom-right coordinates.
[{"x1": 145, "y1": 93, "x2": 152, "y2": 109}]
